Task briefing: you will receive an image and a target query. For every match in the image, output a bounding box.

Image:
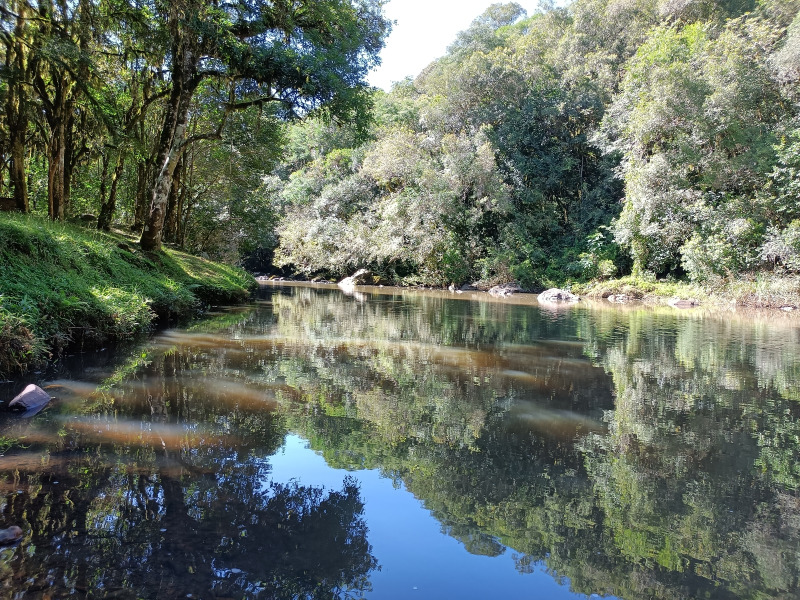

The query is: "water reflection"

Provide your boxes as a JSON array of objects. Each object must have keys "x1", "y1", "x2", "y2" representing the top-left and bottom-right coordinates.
[{"x1": 0, "y1": 283, "x2": 799, "y2": 599}]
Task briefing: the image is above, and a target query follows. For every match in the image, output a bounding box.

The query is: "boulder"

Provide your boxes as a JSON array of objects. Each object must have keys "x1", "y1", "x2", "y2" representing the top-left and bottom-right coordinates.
[
  {"x1": 607, "y1": 294, "x2": 630, "y2": 303},
  {"x1": 338, "y1": 269, "x2": 373, "y2": 290},
  {"x1": 460, "y1": 284, "x2": 478, "y2": 292},
  {"x1": 488, "y1": 283, "x2": 523, "y2": 297},
  {"x1": 538, "y1": 288, "x2": 580, "y2": 303},
  {"x1": 0, "y1": 526, "x2": 22, "y2": 545},
  {"x1": 8, "y1": 384, "x2": 51, "y2": 416},
  {"x1": 667, "y1": 297, "x2": 699, "y2": 309}
]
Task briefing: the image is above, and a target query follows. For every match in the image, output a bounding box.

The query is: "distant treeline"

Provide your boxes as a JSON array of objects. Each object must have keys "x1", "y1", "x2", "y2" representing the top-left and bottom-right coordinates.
[{"x1": 273, "y1": 0, "x2": 800, "y2": 289}]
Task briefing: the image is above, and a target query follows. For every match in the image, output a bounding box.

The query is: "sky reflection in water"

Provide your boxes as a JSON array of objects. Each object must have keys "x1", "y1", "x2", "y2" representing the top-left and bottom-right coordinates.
[{"x1": 1, "y1": 282, "x2": 799, "y2": 599}]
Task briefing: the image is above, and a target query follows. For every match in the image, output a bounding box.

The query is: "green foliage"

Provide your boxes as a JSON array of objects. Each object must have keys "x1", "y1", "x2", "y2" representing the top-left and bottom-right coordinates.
[
  {"x1": 601, "y1": 13, "x2": 792, "y2": 277},
  {"x1": 760, "y1": 219, "x2": 800, "y2": 271},
  {"x1": 5, "y1": 0, "x2": 799, "y2": 301}
]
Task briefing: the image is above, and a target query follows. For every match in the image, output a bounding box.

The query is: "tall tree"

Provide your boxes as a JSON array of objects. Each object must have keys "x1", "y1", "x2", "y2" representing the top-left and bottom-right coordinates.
[
  {"x1": 137, "y1": 0, "x2": 390, "y2": 252},
  {"x1": 1, "y1": 0, "x2": 34, "y2": 212}
]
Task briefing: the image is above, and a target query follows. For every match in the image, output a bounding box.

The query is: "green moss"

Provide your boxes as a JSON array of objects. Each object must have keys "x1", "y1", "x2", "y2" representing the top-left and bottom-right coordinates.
[{"x1": 0, "y1": 214, "x2": 256, "y2": 377}]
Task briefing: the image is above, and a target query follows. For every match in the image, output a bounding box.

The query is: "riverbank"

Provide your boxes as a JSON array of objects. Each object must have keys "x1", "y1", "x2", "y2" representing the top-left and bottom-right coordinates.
[
  {"x1": 0, "y1": 214, "x2": 257, "y2": 377},
  {"x1": 260, "y1": 271, "x2": 800, "y2": 311},
  {"x1": 574, "y1": 274, "x2": 800, "y2": 310}
]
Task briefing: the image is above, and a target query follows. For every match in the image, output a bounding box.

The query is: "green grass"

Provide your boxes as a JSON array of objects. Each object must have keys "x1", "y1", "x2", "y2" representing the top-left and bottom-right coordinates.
[
  {"x1": 574, "y1": 273, "x2": 800, "y2": 308},
  {"x1": 0, "y1": 214, "x2": 256, "y2": 377}
]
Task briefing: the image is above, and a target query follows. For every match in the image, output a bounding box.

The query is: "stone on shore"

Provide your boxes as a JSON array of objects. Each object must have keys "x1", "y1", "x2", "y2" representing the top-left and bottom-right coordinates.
[
  {"x1": 338, "y1": 269, "x2": 374, "y2": 291},
  {"x1": 667, "y1": 297, "x2": 699, "y2": 308},
  {"x1": 0, "y1": 526, "x2": 22, "y2": 545},
  {"x1": 538, "y1": 288, "x2": 580, "y2": 303},
  {"x1": 489, "y1": 283, "x2": 523, "y2": 297},
  {"x1": 8, "y1": 384, "x2": 51, "y2": 415}
]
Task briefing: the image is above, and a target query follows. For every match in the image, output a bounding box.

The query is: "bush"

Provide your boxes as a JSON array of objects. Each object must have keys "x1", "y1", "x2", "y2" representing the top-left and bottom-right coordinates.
[{"x1": 760, "y1": 220, "x2": 800, "y2": 272}]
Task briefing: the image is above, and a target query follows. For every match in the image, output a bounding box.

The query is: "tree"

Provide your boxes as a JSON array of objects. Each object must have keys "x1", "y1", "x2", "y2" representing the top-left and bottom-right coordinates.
[
  {"x1": 1, "y1": 0, "x2": 35, "y2": 212},
  {"x1": 598, "y1": 17, "x2": 788, "y2": 277},
  {"x1": 137, "y1": 0, "x2": 390, "y2": 252}
]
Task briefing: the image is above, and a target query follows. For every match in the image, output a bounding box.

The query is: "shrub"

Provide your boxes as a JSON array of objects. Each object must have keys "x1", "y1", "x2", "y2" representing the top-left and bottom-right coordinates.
[{"x1": 760, "y1": 220, "x2": 800, "y2": 272}]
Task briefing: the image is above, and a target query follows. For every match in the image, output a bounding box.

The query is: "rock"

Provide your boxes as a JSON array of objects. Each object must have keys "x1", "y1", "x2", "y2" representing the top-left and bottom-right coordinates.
[
  {"x1": 780, "y1": 305, "x2": 796, "y2": 311},
  {"x1": 8, "y1": 384, "x2": 51, "y2": 416},
  {"x1": 0, "y1": 526, "x2": 22, "y2": 545},
  {"x1": 667, "y1": 297, "x2": 699, "y2": 309},
  {"x1": 460, "y1": 284, "x2": 478, "y2": 291},
  {"x1": 538, "y1": 288, "x2": 580, "y2": 303},
  {"x1": 489, "y1": 283, "x2": 523, "y2": 297},
  {"x1": 607, "y1": 294, "x2": 630, "y2": 303},
  {"x1": 338, "y1": 269, "x2": 373, "y2": 291}
]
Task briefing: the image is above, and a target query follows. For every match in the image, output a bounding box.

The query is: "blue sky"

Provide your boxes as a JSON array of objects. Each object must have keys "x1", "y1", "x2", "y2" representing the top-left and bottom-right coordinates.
[{"x1": 368, "y1": 0, "x2": 542, "y2": 91}]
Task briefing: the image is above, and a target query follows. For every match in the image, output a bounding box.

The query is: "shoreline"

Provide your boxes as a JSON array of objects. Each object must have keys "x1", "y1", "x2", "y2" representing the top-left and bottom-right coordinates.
[{"x1": 258, "y1": 278, "x2": 800, "y2": 320}]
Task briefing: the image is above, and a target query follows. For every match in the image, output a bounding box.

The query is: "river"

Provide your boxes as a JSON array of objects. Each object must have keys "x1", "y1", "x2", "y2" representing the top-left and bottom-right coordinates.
[{"x1": 0, "y1": 282, "x2": 799, "y2": 599}]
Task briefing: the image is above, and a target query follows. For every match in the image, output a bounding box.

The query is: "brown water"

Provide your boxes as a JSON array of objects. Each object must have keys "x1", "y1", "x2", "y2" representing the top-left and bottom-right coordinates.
[{"x1": 1, "y1": 282, "x2": 799, "y2": 599}]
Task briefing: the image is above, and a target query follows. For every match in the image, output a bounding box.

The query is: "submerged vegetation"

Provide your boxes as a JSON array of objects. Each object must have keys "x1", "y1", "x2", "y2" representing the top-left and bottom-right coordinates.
[{"x1": 0, "y1": 214, "x2": 255, "y2": 377}]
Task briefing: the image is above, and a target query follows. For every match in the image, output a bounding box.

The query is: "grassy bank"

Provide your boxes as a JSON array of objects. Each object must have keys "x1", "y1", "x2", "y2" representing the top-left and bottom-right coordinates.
[
  {"x1": 0, "y1": 214, "x2": 256, "y2": 377},
  {"x1": 574, "y1": 274, "x2": 800, "y2": 309}
]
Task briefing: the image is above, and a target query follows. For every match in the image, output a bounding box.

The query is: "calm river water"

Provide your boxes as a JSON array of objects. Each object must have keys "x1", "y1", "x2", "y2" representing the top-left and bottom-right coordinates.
[{"x1": 1, "y1": 282, "x2": 800, "y2": 599}]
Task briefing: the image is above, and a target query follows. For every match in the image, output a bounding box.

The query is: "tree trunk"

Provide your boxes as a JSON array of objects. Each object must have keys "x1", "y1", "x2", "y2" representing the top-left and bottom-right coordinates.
[
  {"x1": 9, "y1": 132, "x2": 28, "y2": 212},
  {"x1": 140, "y1": 34, "x2": 199, "y2": 252},
  {"x1": 133, "y1": 159, "x2": 150, "y2": 231},
  {"x1": 47, "y1": 115, "x2": 68, "y2": 221},
  {"x1": 98, "y1": 151, "x2": 126, "y2": 231},
  {"x1": 4, "y1": 1, "x2": 31, "y2": 212},
  {"x1": 179, "y1": 147, "x2": 196, "y2": 248},
  {"x1": 164, "y1": 155, "x2": 183, "y2": 243}
]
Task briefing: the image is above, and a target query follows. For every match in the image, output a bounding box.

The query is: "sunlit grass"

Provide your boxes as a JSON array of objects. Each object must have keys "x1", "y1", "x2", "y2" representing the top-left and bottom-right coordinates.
[
  {"x1": 575, "y1": 272, "x2": 800, "y2": 309},
  {"x1": 0, "y1": 213, "x2": 256, "y2": 377}
]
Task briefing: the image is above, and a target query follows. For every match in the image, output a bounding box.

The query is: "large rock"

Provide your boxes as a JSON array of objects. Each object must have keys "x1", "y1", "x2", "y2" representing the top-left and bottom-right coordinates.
[
  {"x1": 538, "y1": 288, "x2": 580, "y2": 303},
  {"x1": 488, "y1": 283, "x2": 523, "y2": 297},
  {"x1": 338, "y1": 269, "x2": 374, "y2": 291},
  {"x1": 0, "y1": 526, "x2": 22, "y2": 545},
  {"x1": 667, "y1": 297, "x2": 699, "y2": 309},
  {"x1": 8, "y1": 384, "x2": 51, "y2": 416}
]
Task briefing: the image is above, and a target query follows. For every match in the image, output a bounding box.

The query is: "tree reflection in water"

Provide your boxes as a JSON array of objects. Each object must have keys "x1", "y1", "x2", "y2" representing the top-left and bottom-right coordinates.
[
  {"x1": 1, "y1": 284, "x2": 800, "y2": 600},
  {"x1": 0, "y1": 319, "x2": 378, "y2": 599}
]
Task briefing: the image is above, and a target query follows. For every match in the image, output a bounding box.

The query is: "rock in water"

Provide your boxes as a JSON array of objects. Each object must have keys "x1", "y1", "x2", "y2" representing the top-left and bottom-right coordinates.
[
  {"x1": 538, "y1": 288, "x2": 580, "y2": 303},
  {"x1": 667, "y1": 297, "x2": 699, "y2": 308},
  {"x1": 488, "y1": 283, "x2": 523, "y2": 297},
  {"x1": 0, "y1": 526, "x2": 22, "y2": 544},
  {"x1": 338, "y1": 269, "x2": 374, "y2": 291},
  {"x1": 8, "y1": 384, "x2": 51, "y2": 415}
]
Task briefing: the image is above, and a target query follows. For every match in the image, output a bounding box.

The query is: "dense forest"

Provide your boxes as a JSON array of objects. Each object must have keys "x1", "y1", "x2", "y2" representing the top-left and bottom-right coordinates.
[{"x1": 2, "y1": 0, "x2": 800, "y2": 291}]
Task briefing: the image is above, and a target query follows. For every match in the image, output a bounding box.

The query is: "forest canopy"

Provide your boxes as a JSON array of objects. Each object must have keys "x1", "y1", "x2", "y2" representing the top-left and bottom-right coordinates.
[{"x1": 3, "y1": 0, "x2": 800, "y2": 290}]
